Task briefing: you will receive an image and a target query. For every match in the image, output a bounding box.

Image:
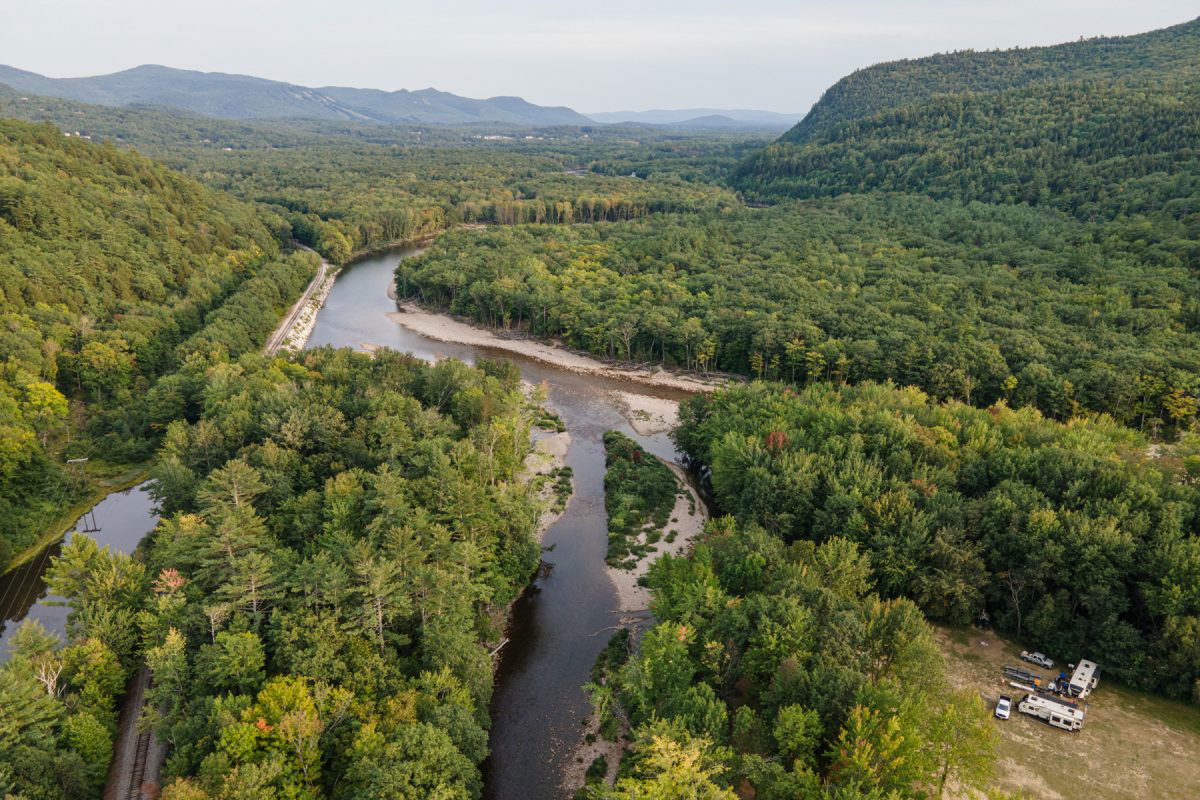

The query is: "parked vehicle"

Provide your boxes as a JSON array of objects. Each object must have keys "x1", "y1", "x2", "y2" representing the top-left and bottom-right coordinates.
[
  {"x1": 1067, "y1": 659, "x2": 1100, "y2": 698},
  {"x1": 1018, "y1": 693, "x2": 1083, "y2": 731},
  {"x1": 994, "y1": 695, "x2": 1012, "y2": 720},
  {"x1": 1020, "y1": 650, "x2": 1054, "y2": 669}
]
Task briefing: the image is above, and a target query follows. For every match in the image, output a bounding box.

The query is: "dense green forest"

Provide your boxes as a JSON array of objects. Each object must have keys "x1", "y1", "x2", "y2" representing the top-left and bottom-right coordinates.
[
  {"x1": 397, "y1": 197, "x2": 1200, "y2": 431},
  {"x1": 0, "y1": 117, "x2": 314, "y2": 572},
  {"x1": 583, "y1": 526, "x2": 1000, "y2": 799},
  {"x1": 672, "y1": 381, "x2": 1200, "y2": 701},
  {"x1": 734, "y1": 78, "x2": 1200, "y2": 217},
  {"x1": 2, "y1": 347, "x2": 542, "y2": 799},
  {"x1": 190, "y1": 144, "x2": 737, "y2": 264},
  {"x1": 735, "y1": 20, "x2": 1200, "y2": 211}
]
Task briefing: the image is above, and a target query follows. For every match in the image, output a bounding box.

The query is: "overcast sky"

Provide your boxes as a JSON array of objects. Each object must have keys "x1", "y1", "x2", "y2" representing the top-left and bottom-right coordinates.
[{"x1": 3, "y1": 1, "x2": 1195, "y2": 113}]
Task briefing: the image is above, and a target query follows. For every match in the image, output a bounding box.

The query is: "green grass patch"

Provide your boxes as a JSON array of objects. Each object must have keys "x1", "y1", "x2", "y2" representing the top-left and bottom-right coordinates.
[{"x1": 532, "y1": 406, "x2": 566, "y2": 432}]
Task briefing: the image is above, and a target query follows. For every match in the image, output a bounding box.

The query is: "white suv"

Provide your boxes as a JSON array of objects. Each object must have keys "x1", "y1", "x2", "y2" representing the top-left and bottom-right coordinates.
[{"x1": 995, "y1": 695, "x2": 1012, "y2": 720}]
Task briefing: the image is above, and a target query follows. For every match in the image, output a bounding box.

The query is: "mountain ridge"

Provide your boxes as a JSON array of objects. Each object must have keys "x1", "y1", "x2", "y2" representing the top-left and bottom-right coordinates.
[{"x1": 0, "y1": 63, "x2": 593, "y2": 126}]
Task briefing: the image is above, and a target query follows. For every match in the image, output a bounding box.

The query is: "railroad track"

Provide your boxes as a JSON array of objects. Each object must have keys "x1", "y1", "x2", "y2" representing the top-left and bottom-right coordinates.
[
  {"x1": 125, "y1": 725, "x2": 152, "y2": 800},
  {"x1": 263, "y1": 247, "x2": 328, "y2": 355},
  {"x1": 104, "y1": 667, "x2": 162, "y2": 800}
]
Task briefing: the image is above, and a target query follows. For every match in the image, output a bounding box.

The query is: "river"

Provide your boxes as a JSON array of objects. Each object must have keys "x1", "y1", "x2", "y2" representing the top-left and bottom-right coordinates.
[
  {"x1": 0, "y1": 482, "x2": 158, "y2": 660},
  {"x1": 309, "y1": 245, "x2": 697, "y2": 799}
]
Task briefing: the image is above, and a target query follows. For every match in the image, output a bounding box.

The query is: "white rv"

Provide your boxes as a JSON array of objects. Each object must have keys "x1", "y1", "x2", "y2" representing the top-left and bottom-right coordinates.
[
  {"x1": 1068, "y1": 660, "x2": 1100, "y2": 698},
  {"x1": 1018, "y1": 693, "x2": 1084, "y2": 731}
]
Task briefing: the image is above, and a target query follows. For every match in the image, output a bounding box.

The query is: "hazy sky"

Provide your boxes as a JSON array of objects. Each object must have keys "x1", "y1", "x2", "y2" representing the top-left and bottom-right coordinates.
[{"x1": 3, "y1": 1, "x2": 1196, "y2": 113}]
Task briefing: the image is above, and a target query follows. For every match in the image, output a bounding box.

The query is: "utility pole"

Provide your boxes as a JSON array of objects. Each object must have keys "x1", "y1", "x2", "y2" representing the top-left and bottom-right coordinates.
[{"x1": 66, "y1": 457, "x2": 100, "y2": 533}]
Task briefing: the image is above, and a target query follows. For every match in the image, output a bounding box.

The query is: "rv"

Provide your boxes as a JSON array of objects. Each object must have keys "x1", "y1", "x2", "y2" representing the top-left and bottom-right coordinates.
[
  {"x1": 1018, "y1": 693, "x2": 1084, "y2": 731},
  {"x1": 1068, "y1": 659, "x2": 1100, "y2": 698}
]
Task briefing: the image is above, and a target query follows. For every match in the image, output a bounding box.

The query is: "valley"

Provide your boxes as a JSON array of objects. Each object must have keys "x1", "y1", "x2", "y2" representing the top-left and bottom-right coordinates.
[{"x1": 2, "y1": 10, "x2": 1199, "y2": 800}]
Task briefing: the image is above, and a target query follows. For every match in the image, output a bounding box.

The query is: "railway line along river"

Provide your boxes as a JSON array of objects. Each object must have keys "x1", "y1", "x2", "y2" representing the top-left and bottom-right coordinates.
[{"x1": 308, "y1": 244, "x2": 711, "y2": 799}]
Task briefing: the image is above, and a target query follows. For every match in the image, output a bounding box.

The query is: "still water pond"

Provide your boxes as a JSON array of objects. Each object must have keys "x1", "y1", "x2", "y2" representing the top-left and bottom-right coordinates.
[{"x1": 0, "y1": 482, "x2": 158, "y2": 659}]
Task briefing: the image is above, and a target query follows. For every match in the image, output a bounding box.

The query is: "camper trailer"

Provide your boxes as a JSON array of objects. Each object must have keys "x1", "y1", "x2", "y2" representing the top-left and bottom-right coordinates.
[
  {"x1": 1068, "y1": 659, "x2": 1100, "y2": 698},
  {"x1": 1018, "y1": 693, "x2": 1084, "y2": 731}
]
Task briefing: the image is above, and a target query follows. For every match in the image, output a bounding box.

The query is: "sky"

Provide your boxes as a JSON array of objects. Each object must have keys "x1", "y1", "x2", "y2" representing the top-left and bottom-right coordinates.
[{"x1": 2, "y1": 0, "x2": 1196, "y2": 114}]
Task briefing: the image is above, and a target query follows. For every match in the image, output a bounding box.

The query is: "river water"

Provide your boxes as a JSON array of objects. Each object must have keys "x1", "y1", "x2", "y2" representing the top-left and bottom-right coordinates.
[
  {"x1": 309, "y1": 245, "x2": 695, "y2": 799},
  {"x1": 0, "y1": 482, "x2": 158, "y2": 660}
]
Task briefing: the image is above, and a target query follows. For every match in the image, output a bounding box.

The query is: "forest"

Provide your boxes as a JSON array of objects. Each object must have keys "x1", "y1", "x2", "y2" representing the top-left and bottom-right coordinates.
[
  {"x1": 734, "y1": 78, "x2": 1200, "y2": 218},
  {"x1": 2, "y1": 347, "x2": 542, "y2": 799},
  {"x1": 397, "y1": 197, "x2": 1200, "y2": 432},
  {"x1": 673, "y1": 382, "x2": 1200, "y2": 702},
  {"x1": 582, "y1": 525, "x2": 1001, "y2": 799},
  {"x1": 781, "y1": 16, "x2": 1200, "y2": 144},
  {"x1": 175, "y1": 143, "x2": 739, "y2": 265}
]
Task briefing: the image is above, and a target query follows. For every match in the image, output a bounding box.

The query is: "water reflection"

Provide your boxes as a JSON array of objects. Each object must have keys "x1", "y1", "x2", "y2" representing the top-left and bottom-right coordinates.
[{"x1": 0, "y1": 482, "x2": 158, "y2": 660}]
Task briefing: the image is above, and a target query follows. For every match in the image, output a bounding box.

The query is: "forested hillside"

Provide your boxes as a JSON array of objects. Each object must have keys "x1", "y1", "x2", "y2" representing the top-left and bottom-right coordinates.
[
  {"x1": 781, "y1": 16, "x2": 1200, "y2": 143},
  {"x1": 736, "y1": 79, "x2": 1200, "y2": 216},
  {"x1": 0, "y1": 118, "x2": 317, "y2": 572},
  {"x1": 734, "y1": 18, "x2": 1200, "y2": 207}
]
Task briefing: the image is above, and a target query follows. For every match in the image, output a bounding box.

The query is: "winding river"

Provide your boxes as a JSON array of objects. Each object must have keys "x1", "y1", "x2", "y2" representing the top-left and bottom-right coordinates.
[
  {"x1": 309, "y1": 245, "x2": 697, "y2": 799},
  {"x1": 0, "y1": 243, "x2": 698, "y2": 799}
]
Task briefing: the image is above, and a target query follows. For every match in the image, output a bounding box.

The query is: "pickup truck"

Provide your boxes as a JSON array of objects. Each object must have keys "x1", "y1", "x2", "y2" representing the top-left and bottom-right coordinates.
[{"x1": 1020, "y1": 650, "x2": 1054, "y2": 669}]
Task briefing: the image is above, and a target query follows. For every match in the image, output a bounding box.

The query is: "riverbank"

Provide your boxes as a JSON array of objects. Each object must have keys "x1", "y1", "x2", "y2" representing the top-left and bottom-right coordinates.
[
  {"x1": 610, "y1": 391, "x2": 681, "y2": 436},
  {"x1": 522, "y1": 429, "x2": 573, "y2": 542},
  {"x1": 274, "y1": 261, "x2": 338, "y2": 353},
  {"x1": 388, "y1": 302, "x2": 725, "y2": 395}
]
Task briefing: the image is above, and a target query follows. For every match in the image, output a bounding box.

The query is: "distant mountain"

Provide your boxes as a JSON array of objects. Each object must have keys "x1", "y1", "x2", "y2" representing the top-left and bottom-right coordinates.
[
  {"x1": 0, "y1": 64, "x2": 592, "y2": 126},
  {"x1": 665, "y1": 114, "x2": 772, "y2": 131},
  {"x1": 587, "y1": 108, "x2": 801, "y2": 128}
]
